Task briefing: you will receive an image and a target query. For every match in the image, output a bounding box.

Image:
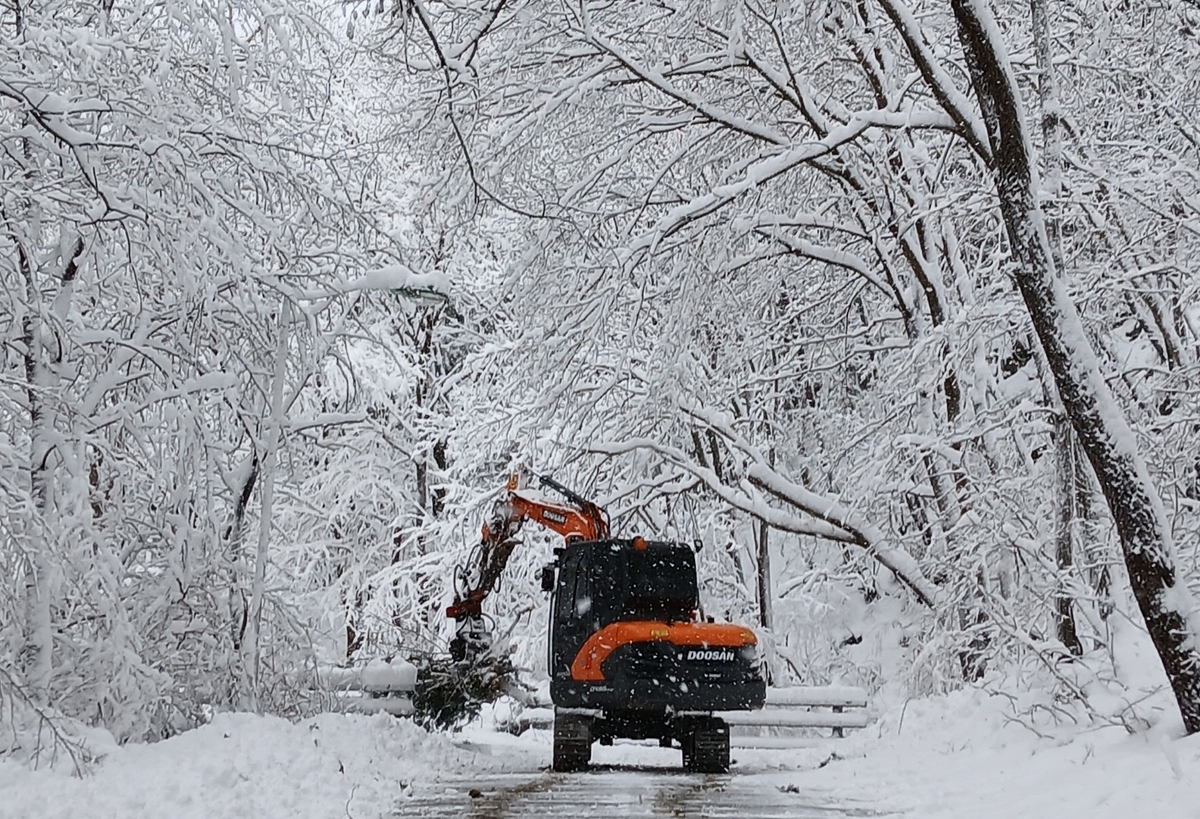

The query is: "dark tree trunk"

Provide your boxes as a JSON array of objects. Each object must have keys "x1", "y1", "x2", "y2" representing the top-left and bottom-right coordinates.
[
  {"x1": 1054, "y1": 418, "x2": 1084, "y2": 656},
  {"x1": 950, "y1": 0, "x2": 1200, "y2": 733},
  {"x1": 756, "y1": 518, "x2": 772, "y2": 631},
  {"x1": 224, "y1": 454, "x2": 259, "y2": 650}
]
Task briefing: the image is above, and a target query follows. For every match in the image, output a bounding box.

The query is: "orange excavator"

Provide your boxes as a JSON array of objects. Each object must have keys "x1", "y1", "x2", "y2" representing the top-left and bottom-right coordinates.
[{"x1": 446, "y1": 470, "x2": 765, "y2": 772}]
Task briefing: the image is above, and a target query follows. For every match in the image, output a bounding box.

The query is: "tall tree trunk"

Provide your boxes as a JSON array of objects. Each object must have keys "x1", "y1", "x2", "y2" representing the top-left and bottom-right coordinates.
[
  {"x1": 241, "y1": 299, "x2": 290, "y2": 708},
  {"x1": 950, "y1": 0, "x2": 1200, "y2": 734},
  {"x1": 756, "y1": 518, "x2": 773, "y2": 631},
  {"x1": 9, "y1": 0, "x2": 53, "y2": 706},
  {"x1": 18, "y1": 242, "x2": 52, "y2": 705},
  {"x1": 1031, "y1": 0, "x2": 1082, "y2": 656},
  {"x1": 224, "y1": 453, "x2": 259, "y2": 650},
  {"x1": 14, "y1": 238, "x2": 86, "y2": 708},
  {"x1": 1054, "y1": 418, "x2": 1084, "y2": 655}
]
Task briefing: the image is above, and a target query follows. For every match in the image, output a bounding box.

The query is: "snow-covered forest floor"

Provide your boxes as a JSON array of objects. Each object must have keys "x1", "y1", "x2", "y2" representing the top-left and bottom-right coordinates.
[{"x1": 2, "y1": 689, "x2": 1196, "y2": 819}]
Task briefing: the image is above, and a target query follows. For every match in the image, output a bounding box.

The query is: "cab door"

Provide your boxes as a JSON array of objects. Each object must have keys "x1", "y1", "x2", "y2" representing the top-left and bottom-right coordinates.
[{"x1": 549, "y1": 547, "x2": 594, "y2": 678}]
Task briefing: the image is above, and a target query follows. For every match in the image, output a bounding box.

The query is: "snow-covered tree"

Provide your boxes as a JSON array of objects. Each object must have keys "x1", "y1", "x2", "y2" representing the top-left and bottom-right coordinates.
[{"x1": 0, "y1": 0, "x2": 406, "y2": 741}]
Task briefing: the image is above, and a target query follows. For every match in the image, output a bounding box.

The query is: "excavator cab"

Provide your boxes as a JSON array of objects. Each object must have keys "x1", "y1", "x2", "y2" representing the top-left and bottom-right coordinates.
[{"x1": 547, "y1": 540, "x2": 698, "y2": 672}]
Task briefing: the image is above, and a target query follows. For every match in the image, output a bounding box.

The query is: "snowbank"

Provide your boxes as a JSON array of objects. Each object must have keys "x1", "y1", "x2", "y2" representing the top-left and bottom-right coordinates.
[
  {"x1": 788, "y1": 687, "x2": 1200, "y2": 819},
  {"x1": 0, "y1": 712, "x2": 495, "y2": 819}
]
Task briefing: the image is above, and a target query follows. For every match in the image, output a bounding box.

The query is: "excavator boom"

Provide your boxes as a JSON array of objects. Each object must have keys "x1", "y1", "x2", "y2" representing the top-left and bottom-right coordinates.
[{"x1": 446, "y1": 471, "x2": 608, "y2": 656}]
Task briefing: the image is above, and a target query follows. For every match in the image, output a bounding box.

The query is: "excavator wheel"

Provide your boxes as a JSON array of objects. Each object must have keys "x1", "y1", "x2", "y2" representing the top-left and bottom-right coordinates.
[
  {"x1": 682, "y1": 718, "x2": 729, "y2": 774},
  {"x1": 552, "y1": 710, "x2": 592, "y2": 772}
]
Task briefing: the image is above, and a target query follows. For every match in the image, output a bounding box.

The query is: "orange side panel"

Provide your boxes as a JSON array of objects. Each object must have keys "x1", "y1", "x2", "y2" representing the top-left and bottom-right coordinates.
[{"x1": 570, "y1": 621, "x2": 757, "y2": 682}]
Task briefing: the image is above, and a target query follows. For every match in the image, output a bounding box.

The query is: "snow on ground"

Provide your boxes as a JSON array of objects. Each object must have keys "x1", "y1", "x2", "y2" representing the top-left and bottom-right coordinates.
[
  {"x1": 0, "y1": 711, "x2": 535, "y2": 819},
  {"x1": 787, "y1": 687, "x2": 1200, "y2": 819},
  {"x1": 2, "y1": 689, "x2": 1197, "y2": 818}
]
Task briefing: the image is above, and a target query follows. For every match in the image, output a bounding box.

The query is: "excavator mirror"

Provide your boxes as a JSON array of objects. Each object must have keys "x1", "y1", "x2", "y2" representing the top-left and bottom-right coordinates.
[{"x1": 539, "y1": 563, "x2": 556, "y2": 593}]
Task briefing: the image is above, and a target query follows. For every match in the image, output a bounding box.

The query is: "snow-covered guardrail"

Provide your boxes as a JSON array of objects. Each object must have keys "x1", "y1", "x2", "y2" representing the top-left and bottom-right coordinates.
[
  {"x1": 502, "y1": 685, "x2": 869, "y2": 736},
  {"x1": 316, "y1": 659, "x2": 417, "y2": 716},
  {"x1": 317, "y1": 663, "x2": 869, "y2": 738},
  {"x1": 717, "y1": 685, "x2": 870, "y2": 735}
]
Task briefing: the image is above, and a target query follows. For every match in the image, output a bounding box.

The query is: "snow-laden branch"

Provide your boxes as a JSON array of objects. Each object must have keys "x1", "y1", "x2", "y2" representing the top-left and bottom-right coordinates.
[
  {"x1": 585, "y1": 32, "x2": 791, "y2": 147},
  {"x1": 681, "y1": 405, "x2": 939, "y2": 608},
  {"x1": 596, "y1": 406, "x2": 939, "y2": 608},
  {"x1": 739, "y1": 46, "x2": 836, "y2": 136},
  {"x1": 623, "y1": 115, "x2": 875, "y2": 260},
  {"x1": 751, "y1": 224, "x2": 894, "y2": 299},
  {"x1": 593, "y1": 438, "x2": 859, "y2": 544},
  {"x1": 622, "y1": 103, "x2": 964, "y2": 264},
  {"x1": 875, "y1": 0, "x2": 994, "y2": 164},
  {"x1": 745, "y1": 465, "x2": 937, "y2": 607},
  {"x1": 343, "y1": 265, "x2": 450, "y2": 296},
  {"x1": 443, "y1": 0, "x2": 511, "y2": 63},
  {"x1": 295, "y1": 265, "x2": 449, "y2": 302}
]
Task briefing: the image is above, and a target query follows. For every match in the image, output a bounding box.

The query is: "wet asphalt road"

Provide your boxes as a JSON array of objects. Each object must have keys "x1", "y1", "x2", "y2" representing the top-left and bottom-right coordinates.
[{"x1": 394, "y1": 765, "x2": 897, "y2": 819}]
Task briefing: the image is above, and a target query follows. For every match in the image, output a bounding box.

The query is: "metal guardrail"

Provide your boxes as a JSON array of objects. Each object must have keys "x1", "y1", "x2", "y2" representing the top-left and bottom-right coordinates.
[
  {"x1": 317, "y1": 659, "x2": 417, "y2": 716},
  {"x1": 718, "y1": 685, "x2": 870, "y2": 733},
  {"x1": 503, "y1": 685, "x2": 870, "y2": 735},
  {"x1": 317, "y1": 663, "x2": 870, "y2": 735}
]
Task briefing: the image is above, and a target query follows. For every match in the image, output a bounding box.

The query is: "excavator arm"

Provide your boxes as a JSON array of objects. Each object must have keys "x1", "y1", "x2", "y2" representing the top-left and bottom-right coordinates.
[{"x1": 446, "y1": 470, "x2": 608, "y2": 660}]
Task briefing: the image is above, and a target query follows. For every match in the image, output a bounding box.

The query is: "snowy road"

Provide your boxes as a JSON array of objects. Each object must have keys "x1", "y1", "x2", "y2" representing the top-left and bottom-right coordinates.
[
  {"x1": 398, "y1": 769, "x2": 891, "y2": 819},
  {"x1": 396, "y1": 731, "x2": 897, "y2": 819}
]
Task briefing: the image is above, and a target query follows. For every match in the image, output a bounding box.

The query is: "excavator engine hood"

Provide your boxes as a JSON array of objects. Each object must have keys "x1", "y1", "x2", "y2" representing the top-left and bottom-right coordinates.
[{"x1": 551, "y1": 620, "x2": 765, "y2": 711}]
